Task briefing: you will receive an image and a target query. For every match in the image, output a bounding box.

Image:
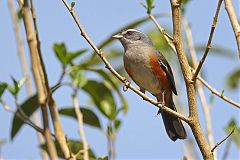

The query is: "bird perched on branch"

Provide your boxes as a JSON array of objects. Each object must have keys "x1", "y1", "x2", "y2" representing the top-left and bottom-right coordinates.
[{"x1": 113, "y1": 29, "x2": 186, "y2": 141}]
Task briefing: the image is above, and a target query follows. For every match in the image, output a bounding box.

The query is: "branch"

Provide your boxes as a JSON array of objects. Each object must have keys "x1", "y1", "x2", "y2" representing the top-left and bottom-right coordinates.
[
  {"x1": 27, "y1": 0, "x2": 72, "y2": 158},
  {"x1": 197, "y1": 76, "x2": 240, "y2": 109},
  {"x1": 192, "y1": 0, "x2": 224, "y2": 81},
  {"x1": 170, "y1": 0, "x2": 213, "y2": 159},
  {"x1": 149, "y1": 14, "x2": 177, "y2": 54},
  {"x1": 61, "y1": 0, "x2": 190, "y2": 123},
  {"x1": 182, "y1": 17, "x2": 217, "y2": 159},
  {"x1": 211, "y1": 128, "x2": 234, "y2": 152},
  {"x1": 72, "y1": 89, "x2": 89, "y2": 160},
  {"x1": 8, "y1": 0, "x2": 47, "y2": 159},
  {"x1": 224, "y1": 0, "x2": 240, "y2": 57},
  {"x1": 0, "y1": 100, "x2": 49, "y2": 137},
  {"x1": 149, "y1": 14, "x2": 240, "y2": 110},
  {"x1": 21, "y1": 0, "x2": 57, "y2": 159}
]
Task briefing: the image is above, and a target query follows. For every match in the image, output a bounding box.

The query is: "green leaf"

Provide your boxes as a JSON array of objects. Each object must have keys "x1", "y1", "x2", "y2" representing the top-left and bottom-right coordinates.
[
  {"x1": 97, "y1": 156, "x2": 108, "y2": 160},
  {"x1": 83, "y1": 68, "x2": 128, "y2": 113},
  {"x1": 147, "y1": 29, "x2": 170, "y2": 53},
  {"x1": 181, "y1": 0, "x2": 191, "y2": 13},
  {"x1": 53, "y1": 43, "x2": 68, "y2": 66},
  {"x1": 67, "y1": 49, "x2": 88, "y2": 65},
  {"x1": 11, "y1": 94, "x2": 39, "y2": 140},
  {"x1": 0, "y1": 82, "x2": 8, "y2": 98},
  {"x1": 224, "y1": 118, "x2": 240, "y2": 148},
  {"x1": 114, "y1": 119, "x2": 121, "y2": 131},
  {"x1": 226, "y1": 68, "x2": 240, "y2": 90},
  {"x1": 17, "y1": 8, "x2": 23, "y2": 20},
  {"x1": 53, "y1": 43, "x2": 87, "y2": 66},
  {"x1": 59, "y1": 107, "x2": 101, "y2": 129},
  {"x1": 183, "y1": 156, "x2": 188, "y2": 160},
  {"x1": 71, "y1": 2, "x2": 75, "y2": 9},
  {"x1": 70, "y1": 70, "x2": 88, "y2": 88},
  {"x1": 82, "y1": 80, "x2": 117, "y2": 120},
  {"x1": 41, "y1": 139, "x2": 96, "y2": 159},
  {"x1": 6, "y1": 77, "x2": 25, "y2": 96}
]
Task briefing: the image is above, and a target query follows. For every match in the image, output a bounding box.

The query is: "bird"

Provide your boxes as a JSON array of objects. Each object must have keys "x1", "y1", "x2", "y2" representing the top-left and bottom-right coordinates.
[{"x1": 113, "y1": 29, "x2": 186, "y2": 141}]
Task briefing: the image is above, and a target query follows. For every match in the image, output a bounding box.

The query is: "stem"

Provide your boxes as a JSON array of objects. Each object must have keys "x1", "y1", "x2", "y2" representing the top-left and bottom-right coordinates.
[
  {"x1": 170, "y1": 0, "x2": 213, "y2": 159},
  {"x1": 21, "y1": 0, "x2": 57, "y2": 159},
  {"x1": 25, "y1": 0, "x2": 72, "y2": 158},
  {"x1": 72, "y1": 89, "x2": 89, "y2": 160},
  {"x1": 8, "y1": 0, "x2": 47, "y2": 159},
  {"x1": 192, "y1": 0, "x2": 223, "y2": 81},
  {"x1": 224, "y1": 0, "x2": 240, "y2": 57},
  {"x1": 182, "y1": 17, "x2": 217, "y2": 159},
  {"x1": 198, "y1": 76, "x2": 240, "y2": 109}
]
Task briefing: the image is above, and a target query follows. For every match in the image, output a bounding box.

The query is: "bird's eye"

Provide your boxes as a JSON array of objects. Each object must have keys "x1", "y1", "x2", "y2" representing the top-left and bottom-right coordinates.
[{"x1": 126, "y1": 31, "x2": 133, "y2": 36}]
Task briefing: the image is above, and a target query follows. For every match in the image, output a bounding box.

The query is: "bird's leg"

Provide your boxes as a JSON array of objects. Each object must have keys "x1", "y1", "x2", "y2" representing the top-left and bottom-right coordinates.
[
  {"x1": 140, "y1": 87, "x2": 145, "y2": 94},
  {"x1": 123, "y1": 78, "x2": 131, "y2": 91},
  {"x1": 157, "y1": 91, "x2": 166, "y2": 115}
]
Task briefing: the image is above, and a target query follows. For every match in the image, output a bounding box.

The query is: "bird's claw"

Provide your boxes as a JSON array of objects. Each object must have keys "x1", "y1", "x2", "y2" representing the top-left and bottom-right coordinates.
[
  {"x1": 156, "y1": 101, "x2": 165, "y2": 116},
  {"x1": 123, "y1": 79, "x2": 131, "y2": 92}
]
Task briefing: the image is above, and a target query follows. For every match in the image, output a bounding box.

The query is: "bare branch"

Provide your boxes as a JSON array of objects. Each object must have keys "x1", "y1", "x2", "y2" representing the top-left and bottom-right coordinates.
[
  {"x1": 8, "y1": 0, "x2": 47, "y2": 159},
  {"x1": 72, "y1": 90, "x2": 89, "y2": 160},
  {"x1": 22, "y1": 0, "x2": 58, "y2": 158},
  {"x1": 170, "y1": 0, "x2": 213, "y2": 159},
  {"x1": 61, "y1": 0, "x2": 190, "y2": 123},
  {"x1": 149, "y1": 14, "x2": 177, "y2": 54},
  {"x1": 183, "y1": 17, "x2": 217, "y2": 159},
  {"x1": 0, "y1": 100, "x2": 49, "y2": 137},
  {"x1": 192, "y1": 0, "x2": 224, "y2": 82},
  {"x1": 224, "y1": 0, "x2": 240, "y2": 57},
  {"x1": 197, "y1": 76, "x2": 240, "y2": 109},
  {"x1": 149, "y1": 14, "x2": 240, "y2": 110},
  {"x1": 26, "y1": 0, "x2": 73, "y2": 158},
  {"x1": 211, "y1": 128, "x2": 235, "y2": 152}
]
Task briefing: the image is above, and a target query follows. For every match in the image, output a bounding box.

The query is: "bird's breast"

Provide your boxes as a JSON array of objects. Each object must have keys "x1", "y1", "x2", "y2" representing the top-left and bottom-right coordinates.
[{"x1": 123, "y1": 47, "x2": 162, "y2": 94}]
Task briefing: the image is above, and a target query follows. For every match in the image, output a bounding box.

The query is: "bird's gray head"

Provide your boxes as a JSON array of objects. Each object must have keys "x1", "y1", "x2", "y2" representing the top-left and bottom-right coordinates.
[{"x1": 113, "y1": 29, "x2": 152, "y2": 49}]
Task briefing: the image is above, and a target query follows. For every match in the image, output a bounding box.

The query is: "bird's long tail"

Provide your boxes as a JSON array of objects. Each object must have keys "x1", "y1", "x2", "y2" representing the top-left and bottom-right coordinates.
[{"x1": 156, "y1": 92, "x2": 187, "y2": 141}]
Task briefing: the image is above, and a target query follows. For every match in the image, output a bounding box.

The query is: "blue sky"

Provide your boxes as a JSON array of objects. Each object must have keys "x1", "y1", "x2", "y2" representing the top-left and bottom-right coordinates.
[{"x1": 0, "y1": 0, "x2": 239, "y2": 159}]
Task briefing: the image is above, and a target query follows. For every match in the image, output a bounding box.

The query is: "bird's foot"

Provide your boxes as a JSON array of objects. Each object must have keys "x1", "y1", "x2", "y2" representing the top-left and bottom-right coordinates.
[
  {"x1": 156, "y1": 101, "x2": 165, "y2": 116},
  {"x1": 123, "y1": 78, "x2": 131, "y2": 92}
]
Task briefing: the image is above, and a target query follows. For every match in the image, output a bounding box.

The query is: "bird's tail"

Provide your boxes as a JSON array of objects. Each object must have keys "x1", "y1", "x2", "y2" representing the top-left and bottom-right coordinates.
[{"x1": 156, "y1": 92, "x2": 187, "y2": 141}]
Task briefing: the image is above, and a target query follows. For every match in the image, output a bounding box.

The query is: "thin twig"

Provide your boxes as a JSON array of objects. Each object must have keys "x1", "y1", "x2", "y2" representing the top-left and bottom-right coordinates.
[
  {"x1": 72, "y1": 89, "x2": 89, "y2": 160},
  {"x1": 224, "y1": 0, "x2": 240, "y2": 57},
  {"x1": 198, "y1": 76, "x2": 240, "y2": 109},
  {"x1": 170, "y1": 0, "x2": 213, "y2": 159},
  {"x1": 211, "y1": 128, "x2": 234, "y2": 152},
  {"x1": 8, "y1": 0, "x2": 47, "y2": 159},
  {"x1": 192, "y1": 0, "x2": 224, "y2": 81},
  {"x1": 0, "y1": 100, "x2": 49, "y2": 137},
  {"x1": 61, "y1": 0, "x2": 190, "y2": 123},
  {"x1": 183, "y1": 17, "x2": 217, "y2": 160},
  {"x1": 149, "y1": 14, "x2": 176, "y2": 54}
]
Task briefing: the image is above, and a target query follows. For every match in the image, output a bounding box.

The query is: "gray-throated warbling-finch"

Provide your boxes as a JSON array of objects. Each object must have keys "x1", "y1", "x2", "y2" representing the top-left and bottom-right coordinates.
[{"x1": 113, "y1": 29, "x2": 186, "y2": 141}]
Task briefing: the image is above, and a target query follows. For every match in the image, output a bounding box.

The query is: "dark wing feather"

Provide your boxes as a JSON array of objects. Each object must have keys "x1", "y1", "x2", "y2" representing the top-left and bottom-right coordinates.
[{"x1": 156, "y1": 51, "x2": 178, "y2": 95}]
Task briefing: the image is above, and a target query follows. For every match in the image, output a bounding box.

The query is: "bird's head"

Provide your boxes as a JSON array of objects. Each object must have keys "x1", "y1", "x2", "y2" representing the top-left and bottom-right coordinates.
[{"x1": 113, "y1": 29, "x2": 152, "y2": 49}]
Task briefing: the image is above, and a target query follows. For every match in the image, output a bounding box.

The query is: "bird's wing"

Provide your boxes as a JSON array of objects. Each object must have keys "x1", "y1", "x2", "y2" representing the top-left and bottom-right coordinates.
[{"x1": 156, "y1": 52, "x2": 178, "y2": 95}]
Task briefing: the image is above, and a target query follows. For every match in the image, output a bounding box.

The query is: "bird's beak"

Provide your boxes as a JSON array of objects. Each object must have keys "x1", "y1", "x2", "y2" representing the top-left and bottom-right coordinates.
[{"x1": 112, "y1": 33, "x2": 123, "y2": 39}]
